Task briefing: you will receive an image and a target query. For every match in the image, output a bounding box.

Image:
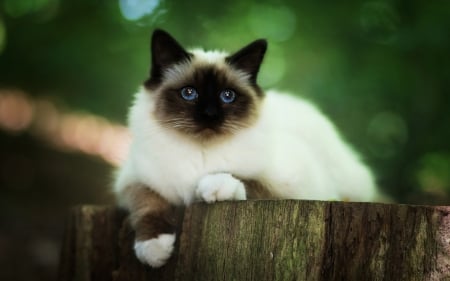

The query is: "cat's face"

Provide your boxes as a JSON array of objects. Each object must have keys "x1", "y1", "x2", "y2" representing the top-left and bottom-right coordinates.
[{"x1": 145, "y1": 29, "x2": 267, "y2": 141}]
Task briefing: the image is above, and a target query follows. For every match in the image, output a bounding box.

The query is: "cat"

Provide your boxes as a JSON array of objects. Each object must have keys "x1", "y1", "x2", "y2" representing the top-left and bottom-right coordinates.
[{"x1": 114, "y1": 29, "x2": 378, "y2": 268}]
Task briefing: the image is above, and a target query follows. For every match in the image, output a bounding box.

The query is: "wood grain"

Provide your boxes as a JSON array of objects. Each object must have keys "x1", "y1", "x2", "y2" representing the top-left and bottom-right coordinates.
[{"x1": 58, "y1": 201, "x2": 450, "y2": 281}]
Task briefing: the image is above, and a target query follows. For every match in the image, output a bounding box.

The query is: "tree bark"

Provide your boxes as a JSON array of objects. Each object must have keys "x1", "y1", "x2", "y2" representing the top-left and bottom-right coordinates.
[{"x1": 58, "y1": 200, "x2": 450, "y2": 281}]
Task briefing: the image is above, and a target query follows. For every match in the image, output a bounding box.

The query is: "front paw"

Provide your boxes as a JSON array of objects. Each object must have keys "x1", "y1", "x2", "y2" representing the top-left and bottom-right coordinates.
[
  {"x1": 196, "y1": 173, "x2": 246, "y2": 203},
  {"x1": 134, "y1": 233, "x2": 175, "y2": 268}
]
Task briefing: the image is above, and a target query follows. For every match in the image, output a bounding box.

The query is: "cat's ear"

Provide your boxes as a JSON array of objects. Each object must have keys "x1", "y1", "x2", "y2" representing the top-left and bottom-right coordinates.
[
  {"x1": 150, "y1": 29, "x2": 191, "y2": 80},
  {"x1": 226, "y1": 39, "x2": 267, "y2": 84}
]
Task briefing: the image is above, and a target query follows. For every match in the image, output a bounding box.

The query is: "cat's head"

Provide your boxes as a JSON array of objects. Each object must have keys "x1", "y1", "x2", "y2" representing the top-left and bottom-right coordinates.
[{"x1": 143, "y1": 29, "x2": 267, "y2": 142}]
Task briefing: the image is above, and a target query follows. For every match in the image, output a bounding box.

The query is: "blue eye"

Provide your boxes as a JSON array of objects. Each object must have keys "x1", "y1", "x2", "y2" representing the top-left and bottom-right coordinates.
[
  {"x1": 220, "y1": 89, "x2": 236, "y2": 103},
  {"x1": 180, "y1": 87, "x2": 198, "y2": 101}
]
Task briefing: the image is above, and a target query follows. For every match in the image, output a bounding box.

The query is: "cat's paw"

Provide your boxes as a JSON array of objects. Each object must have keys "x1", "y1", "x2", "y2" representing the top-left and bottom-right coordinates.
[
  {"x1": 134, "y1": 233, "x2": 175, "y2": 268},
  {"x1": 196, "y1": 173, "x2": 246, "y2": 203}
]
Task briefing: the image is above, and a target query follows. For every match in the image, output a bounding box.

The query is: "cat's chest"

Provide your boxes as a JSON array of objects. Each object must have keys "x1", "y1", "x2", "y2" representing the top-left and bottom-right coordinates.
[
  {"x1": 134, "y1": 129, "x2": 267, "y2": 204},
  {"x1": 156, "y1": 134, "x2": 265, "y2": 176}
]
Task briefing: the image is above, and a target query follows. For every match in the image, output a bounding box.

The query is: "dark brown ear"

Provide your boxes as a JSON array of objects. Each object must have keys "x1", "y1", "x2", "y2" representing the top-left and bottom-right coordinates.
[
  {"x1": 226, "y1": 39, "x2": 267, "y2": 84},
  {"x1": 150, "y1": 29, "x2": 191, "y2": 82}
]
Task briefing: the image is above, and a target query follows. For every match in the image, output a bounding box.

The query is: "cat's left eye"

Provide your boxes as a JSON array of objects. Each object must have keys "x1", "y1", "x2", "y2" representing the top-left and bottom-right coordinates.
[{"x1": 219, "y1": 89, "x2": 236, "y2": 104}]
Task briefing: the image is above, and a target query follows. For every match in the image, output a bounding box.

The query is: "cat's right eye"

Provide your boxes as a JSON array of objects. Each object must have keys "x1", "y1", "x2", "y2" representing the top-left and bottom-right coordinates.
[{"x1": 180, "y1": 87, "x2": 198, "y2": 101}]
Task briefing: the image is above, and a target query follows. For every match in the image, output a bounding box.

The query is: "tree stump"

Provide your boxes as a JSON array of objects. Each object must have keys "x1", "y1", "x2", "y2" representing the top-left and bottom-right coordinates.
[{"x1": 58, "y1": 200, "x2": 450, "y2": 281}]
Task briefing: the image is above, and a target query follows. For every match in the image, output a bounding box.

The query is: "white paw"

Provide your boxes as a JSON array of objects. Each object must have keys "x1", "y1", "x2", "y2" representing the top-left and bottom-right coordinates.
[
  {"x1": 134, "y1": 233, "x2": 175, "y2": 268},
  {"x1": 196, "y1": 173, "x2": 246, "y2": 203}
]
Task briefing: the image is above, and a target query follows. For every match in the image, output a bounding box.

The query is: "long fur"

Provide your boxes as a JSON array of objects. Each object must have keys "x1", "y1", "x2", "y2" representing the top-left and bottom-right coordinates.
[
  {"x1": 115, "y1": 79, "x2": 377, "y2": 205},
  {"x1": 113, "y1": 30, "x2": 378, "y2": 267}
]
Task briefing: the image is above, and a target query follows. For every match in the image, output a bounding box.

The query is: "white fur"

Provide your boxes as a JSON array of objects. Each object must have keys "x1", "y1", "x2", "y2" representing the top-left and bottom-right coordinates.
[
  {"x1": 190, "y1": 49, "x2": 228, "y2": 63},
  {"x1": 196, "y1": 173, "x2": 246, "y2": 202},
  {"x1": 115, "y1": 85, "x2": 377, "y2": 205},
  {"x1": 134, "y1": 233, "x2": 175, "y2": 268}
]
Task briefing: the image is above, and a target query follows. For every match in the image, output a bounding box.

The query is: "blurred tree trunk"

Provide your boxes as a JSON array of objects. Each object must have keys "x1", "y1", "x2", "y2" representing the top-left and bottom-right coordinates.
[{"x1": 58, "y1": 201, "x2": 450, "y2": 281}]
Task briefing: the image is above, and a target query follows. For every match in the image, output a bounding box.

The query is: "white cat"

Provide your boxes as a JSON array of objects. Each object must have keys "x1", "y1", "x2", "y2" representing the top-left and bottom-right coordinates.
[{"x1": 114, "y1": 29, "x2": 378, "y2": 267}]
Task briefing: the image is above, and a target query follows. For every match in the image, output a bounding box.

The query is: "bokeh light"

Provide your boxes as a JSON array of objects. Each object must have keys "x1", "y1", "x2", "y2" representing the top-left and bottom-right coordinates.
[
  {"x1": 0, "y1": 89, "x2": 130, "y2": 166},
  {"x1": 0, "y1": 90, "x2": 34, "y2": 133},
  {"x1": 416, "y1": 152, "x2": 450, "y2": 194},
  {"x1": 248, "y1": 4, "x2": 297, "y2": 42},
  {"x1": 119, "y1": 0, "x2": 162, "y2": 21},
  {"x1": 366, "y1": 111, "x2": 408, "y2": 159}
]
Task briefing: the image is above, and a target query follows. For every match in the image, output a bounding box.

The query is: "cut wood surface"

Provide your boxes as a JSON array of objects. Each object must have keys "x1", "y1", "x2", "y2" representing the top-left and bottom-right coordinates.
[{"x1": 58, "y1": 200, "x2": 450, "y2": 281}]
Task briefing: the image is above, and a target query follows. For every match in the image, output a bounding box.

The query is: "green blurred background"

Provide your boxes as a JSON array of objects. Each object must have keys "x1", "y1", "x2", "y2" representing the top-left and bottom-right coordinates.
[{"x1": 0, "y1": 0, "x2": 449, "y2": 280}]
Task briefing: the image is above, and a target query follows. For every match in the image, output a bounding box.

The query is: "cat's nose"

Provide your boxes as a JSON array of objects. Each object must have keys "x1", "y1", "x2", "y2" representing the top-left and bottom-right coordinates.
[{"x1": 203, "y1": 106, "x2": 218, "y2": 117}]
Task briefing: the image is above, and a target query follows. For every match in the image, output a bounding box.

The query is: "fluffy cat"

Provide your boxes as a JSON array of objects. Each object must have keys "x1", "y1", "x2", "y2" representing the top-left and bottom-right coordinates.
[{"x1": 114, "y1": 29, "x2": 378, "y2": 267}]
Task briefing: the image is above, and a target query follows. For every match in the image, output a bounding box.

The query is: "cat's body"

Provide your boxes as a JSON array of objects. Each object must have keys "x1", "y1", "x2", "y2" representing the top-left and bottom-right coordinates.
[
  {"x1": 114, "y1": 29, "x2": 378, "y2": 267},
  {"x1": 116, "y1": 88, "x2": 375, "y2": 204}
]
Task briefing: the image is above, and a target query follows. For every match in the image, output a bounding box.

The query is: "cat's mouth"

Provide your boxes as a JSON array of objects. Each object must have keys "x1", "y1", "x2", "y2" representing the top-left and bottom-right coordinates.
[
  {"x1": 164, "y1": 117, "x2": 240, "y2": 140},
  {"x1": 181, "y1": 123, "x2": 234, "y2": 141},
  {"x1": 193, "y1": 126, "x2": 224, "y2": 138}
]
